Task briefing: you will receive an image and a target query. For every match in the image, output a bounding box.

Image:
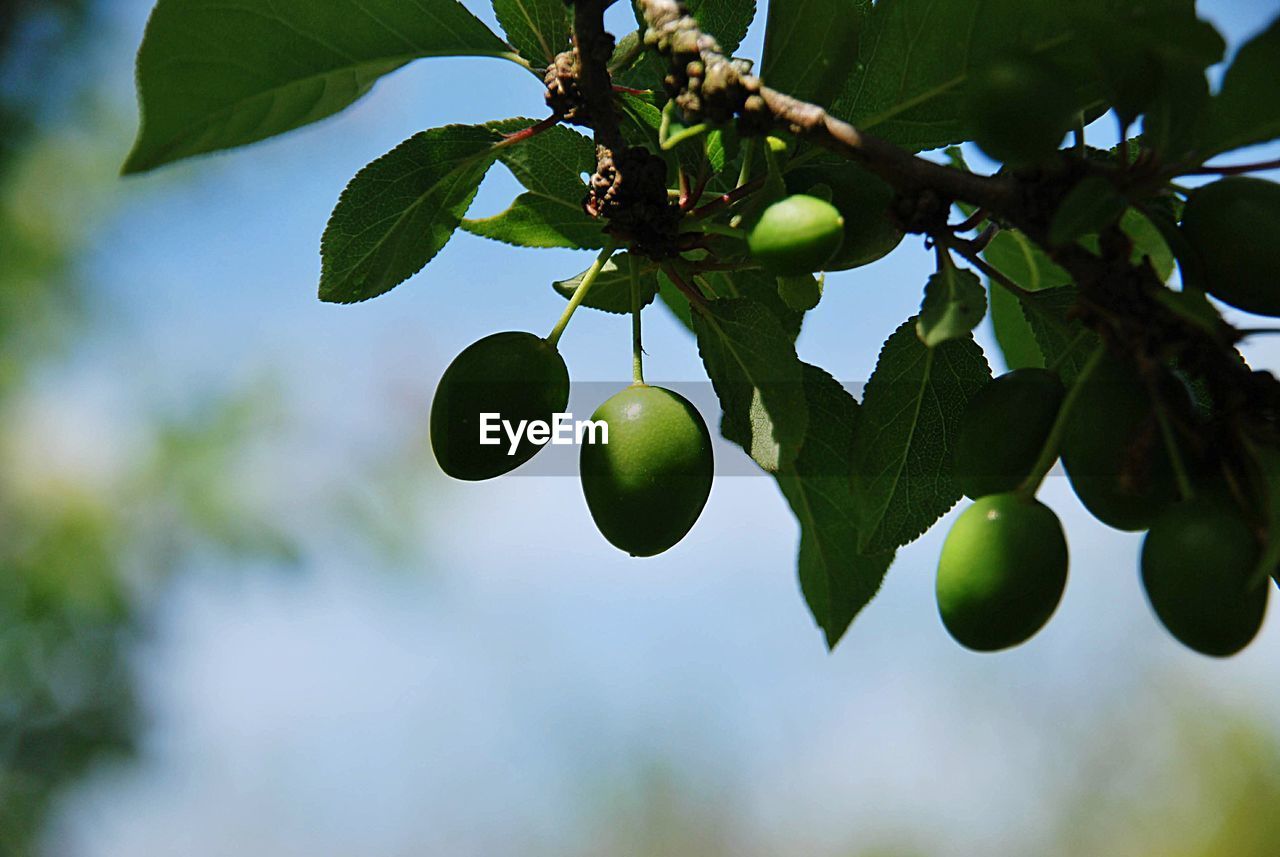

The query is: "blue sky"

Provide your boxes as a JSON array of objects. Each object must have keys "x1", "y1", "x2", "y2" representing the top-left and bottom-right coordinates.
[{"x1": 17, "y1": 1, "x2": 1280, "y2": 853}]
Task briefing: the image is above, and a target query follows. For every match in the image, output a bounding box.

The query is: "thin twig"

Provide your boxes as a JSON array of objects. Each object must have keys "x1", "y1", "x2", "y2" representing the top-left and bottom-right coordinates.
[
  {"x1": 1184, "y1": 157, "x2": 1280, "y2": 177},
  {"x1": 661, "y1": 263, "x2": 709, "y2": 310},
  {"x1": 690, "y1": 177, "x2": 766, "y2": 218}
]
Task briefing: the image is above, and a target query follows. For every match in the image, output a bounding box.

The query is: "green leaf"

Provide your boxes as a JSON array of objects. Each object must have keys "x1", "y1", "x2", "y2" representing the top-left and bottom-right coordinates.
[
  {"x1": 463, "y1": 120, "x2": 601, "y2": 249},
  {"x1": 777, "y1": 364, "x2": 896, "y2": 648},
  {"x1": 1049, "y1": 176, "x2": 1128, "y2": 246},
  {"x1": 682, "y1": 0, "x2": 757, "y2": 56},
  {"x1": 695, "y1": 269, "x2": 804, "y2": 342},
  {"x1": 1076, "y1": 207, "x2": 1178, "y2": 281},
  {"x1": 320, "y1": 125, "x2": 501, "y2": 304},
  {"x1": 493, "y1": 0, "x2": 570, "y2": 65},
  {"x1": 1120, "y1": 207, "x2": 1176, "y2": 282},
  {"x1": 693, "y1": 296, "x2": 809, "y2": 473},
  {"x1": 917, "y1": 265, "x2": 987, "y2": 347},
  {"x1": 1018, "y1": 286, "x2": 1098, "y2": 384},
  {"x1": 464, "y1": 196, "x2": 605, "y2": 248},
  {"x1": 1142, "y1": 64, "x2": 1211, "y2": 165},
  {"x1": 988, "y1": 284, "x2": 1045, "y2": 370},
  {"x1": 1071, "y1": 4, "x2": 1223, "y2": 125},
  {"x1": 1201, "y1": 15, "x2": 1280, "y2": 159},
  {"x1": 830, "y1": 0, "x2": 1084, "y2": 152},
  {"x1": 982, "y1": 229, "x2": 1071, "y2": 370},
  {"x1": 552, "y1": 254, "x2": 657, "y2": 313},
  {"x1": 124, "y1": 0, "x2": 512, "y2": 173},
  {"x1": 483, "y1": 119, "x2": 594, "y2": 194},
  {"x1": 763, "y1": 0, "x2": 869, "y2": 106},
  {"x1": 852, "y1": 319, "x2": 991, "y2": 552},
  {"x1": 657, "y1": 272, "x2": 696, "y2": 333}
]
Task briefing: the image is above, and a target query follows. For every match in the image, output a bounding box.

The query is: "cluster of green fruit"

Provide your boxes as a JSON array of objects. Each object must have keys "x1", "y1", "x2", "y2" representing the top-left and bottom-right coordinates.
[
  {"x1": 937, "y1": 172, "x2": 1280, "y2": 657},
  {"x1": 429, "y1": 180, "x2": 875, "y2": 557},
  {"x1": 940, "y1": 355, "x2": 1271, "y2": 656},
  {"x1": 429, "y1": 332, "x2": 713, "y2": 557}
]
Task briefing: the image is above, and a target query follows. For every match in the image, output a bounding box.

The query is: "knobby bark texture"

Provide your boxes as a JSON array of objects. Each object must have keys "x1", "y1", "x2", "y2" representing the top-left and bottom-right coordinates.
[{"x1": 581, "y1": 0, "x2": 1277, "y2": 436}]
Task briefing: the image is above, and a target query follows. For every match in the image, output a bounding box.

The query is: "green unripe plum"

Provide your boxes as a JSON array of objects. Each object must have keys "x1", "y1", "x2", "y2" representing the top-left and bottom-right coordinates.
[
  {"x1": 966, "y1": 55, "x2": 1076, "y2": 166},
  {"x1": 430, "y1": 331, "x2": 570, "y2": 481},
  {"x1": 955, "y1": 369, "x2": 1065, "y2": 499},
  {"x1": 580, "y1": 384, "x2": 713, "y2": 557},
  {"x1": 1181, "y1": 177, "x2": 1280, "y2": 317},
  {"x1": 785, "y1": 165, "x2": 904, "y2": 270},
  {"x1": 1060, "y1": 355, "x2": 1180, "y2": 531},
  {"x1": 747, "y1": 194, "x2": 845, "y2": 275},
  {"x1": 936, "y1": 493, "x2": 1069, "y2": 652},
  {"x1": 1141, "y1": 498, "x2": 1269, "y2": 657}
]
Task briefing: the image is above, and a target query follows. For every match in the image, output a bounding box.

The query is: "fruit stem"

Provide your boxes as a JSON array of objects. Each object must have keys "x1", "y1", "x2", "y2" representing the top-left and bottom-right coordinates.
[
  {"x1": 945, "y1": 238, "x2": 1032, "y2": 299},
  {"x1": 1015, "y1": 343, "x2": 1109, "y2": 501},
  {"x1": 945, "y1": 238, "x2": 1079, "y2": 342},
  {"x1": 547, "y1": 242, "x2": 618, "y2": 348},
  {"x1": 689, "y1": 177, "x2": 766, "y2": 219},
  {"x1": 1148, "y1": 382, "x2": 1196, "y2": 502},
  {"x1": 629, "y1": 255, "x2": 645, "y2": 384}
]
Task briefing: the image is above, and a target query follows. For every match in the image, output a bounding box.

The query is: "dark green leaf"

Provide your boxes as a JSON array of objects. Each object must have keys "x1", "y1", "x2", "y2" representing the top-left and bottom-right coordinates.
[
  {"x1": 463, "y1": 120, "x2": 601, "y2": 249},
  {"x1": 1142, "y1": 64, "x2": 1211, "y2": 165},
  {"x1": 917, "y1": 265, "x2": 987, "y2": 347},
  {"x1": 552, "y1": 254, "x2": 657, "y2": 313},
  {"x1": 777, "y1": 364, "x2": 896, "y2": 649},
  {"x1": 1076, "y1": 207, "x2": 1178, "y2": 281},
  {"x1": 694, "y1": 296, "x2": 809, "y2": 473},
  {"x1": 124, "y1": 0, "x2": 512, "y2": 173},
  {"x1": 1071, "y1": 4, "x2": 1223, "y2": 125},
  {"x1": 483, "y1": 119, "x2": 594, "y2": 195},
  {"x1": 830, "y1": 0, "x2": 1088, "y2": 152},
  {"x1": 982, "y1": 229, "x2": 1072, "y2": 370},
  {"x1": 657, "y1": 272, "x2": 696, "y2": 333},
  {"x1": 320, "y1": 125, "x2": 501, "y2": 304},
  {"x1": 493, "y1": 0, "x2": 570, "y2": 65},
  {"x1": 695, "y1": 268, "x2": 804, "y2": 342},
  {"x1": 852, "y1": 319, "x2": 991, "y2": 552},
  {"x1": 1018, "y1": 286, "x2": 1098, "y2": 384},
  {"x1": 1202, "y1": 15, "x2": 1280, "y2": 159},
  {"x1": 763, "y1": 0, "x2": 869, "y2": 106},
  {"x1": 1120, "y1": 208, "x2": 1176, "y2": 282},
  {"x1": 1049, "y1": 176, "x2": 1128, "y2": 246}
]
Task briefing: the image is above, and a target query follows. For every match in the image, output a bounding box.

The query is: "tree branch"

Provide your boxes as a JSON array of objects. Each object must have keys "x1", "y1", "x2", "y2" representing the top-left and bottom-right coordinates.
[
  {"x1": 635, "y1": 0, "x2": 1020, "y2": 217},
  {"x1": 572, "y1": 0, "x2": 624, "y2": 155}
]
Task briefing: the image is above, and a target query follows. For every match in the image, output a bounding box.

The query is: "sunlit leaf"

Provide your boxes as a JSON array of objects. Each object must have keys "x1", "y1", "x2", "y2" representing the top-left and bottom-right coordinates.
[
  {"x1": 125, "y1": 0, "x2": 512, "y2": 173},
  {"x1": 320, "y1": 125, "x2": 501, "y2": 304}
]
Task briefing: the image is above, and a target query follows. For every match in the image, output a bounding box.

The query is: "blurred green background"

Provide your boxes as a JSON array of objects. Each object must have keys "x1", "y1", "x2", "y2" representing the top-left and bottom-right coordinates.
[{"x1": 1, "y1": 1, "x2": 1278, "y2": 855}]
